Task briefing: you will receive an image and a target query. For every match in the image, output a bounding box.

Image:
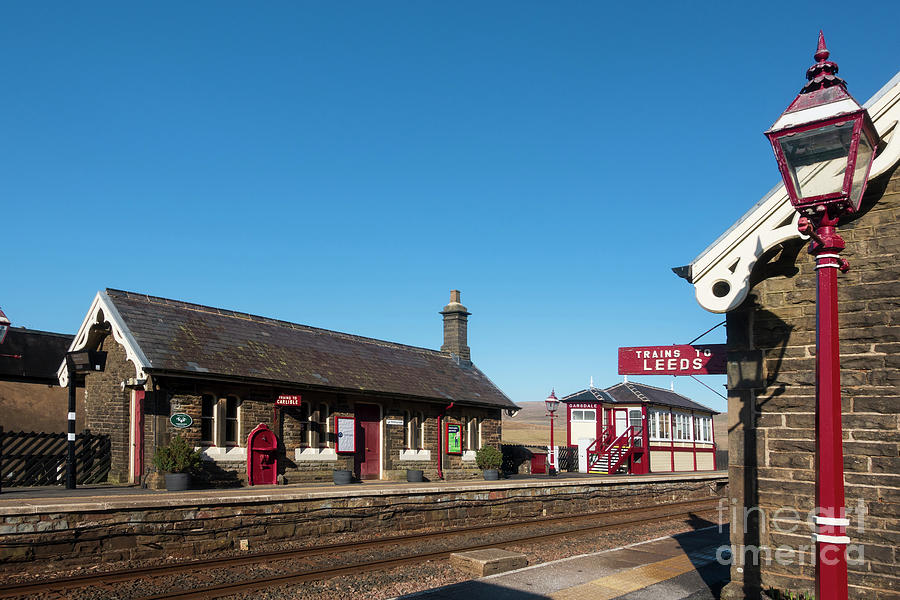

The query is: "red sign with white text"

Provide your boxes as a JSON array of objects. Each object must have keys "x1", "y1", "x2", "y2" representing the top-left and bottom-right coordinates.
[
  {"x1": 276, "y1": 394, "x2": 302, "y2": 406},
  {"x1": 618, "y1": 344, "x2": 727, "y2": 375}
]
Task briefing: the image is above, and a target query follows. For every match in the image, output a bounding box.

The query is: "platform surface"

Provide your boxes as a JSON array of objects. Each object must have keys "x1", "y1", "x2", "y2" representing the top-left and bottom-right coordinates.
[
  {"x1": 397, "y1": 525, "x2": 730, "y2": 600},
  {"x1": 0, "y1": 470, "x2": 726, "y2": 515}
]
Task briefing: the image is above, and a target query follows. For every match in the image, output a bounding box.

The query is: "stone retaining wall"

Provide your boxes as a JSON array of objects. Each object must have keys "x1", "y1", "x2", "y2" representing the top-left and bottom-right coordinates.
[{"x1": 0, "y1": 475, "x2": 726, "y2": 568}]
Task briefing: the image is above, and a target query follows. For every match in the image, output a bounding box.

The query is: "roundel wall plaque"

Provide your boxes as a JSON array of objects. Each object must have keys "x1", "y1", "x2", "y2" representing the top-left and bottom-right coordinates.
[{"x1": 170, "y1": 413, "x2": 193, "y2": 428}]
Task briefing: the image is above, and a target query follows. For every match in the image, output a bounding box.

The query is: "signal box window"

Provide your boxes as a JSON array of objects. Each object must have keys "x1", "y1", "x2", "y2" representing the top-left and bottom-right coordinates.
[{"x1": 572, "y1": 410, "x2": 596, "y2": 422}]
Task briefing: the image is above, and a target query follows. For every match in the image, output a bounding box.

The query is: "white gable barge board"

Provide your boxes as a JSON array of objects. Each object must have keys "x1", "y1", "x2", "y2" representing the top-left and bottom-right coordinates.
[
  {"x1": 57, "y1": 291, "x2": 152, "y2": 387},
  {"x1": 683, "y1": 71, "x2": 900, "y2": 314}
]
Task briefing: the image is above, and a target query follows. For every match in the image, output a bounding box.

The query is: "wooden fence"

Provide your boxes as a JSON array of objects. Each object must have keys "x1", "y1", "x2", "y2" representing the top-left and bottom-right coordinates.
[
  {"x1": 501, "y1": 444, "x2": 579, "y2": 474},
  {"x1": 0, "y1": 428, "x2": 111, "y2": 488}
]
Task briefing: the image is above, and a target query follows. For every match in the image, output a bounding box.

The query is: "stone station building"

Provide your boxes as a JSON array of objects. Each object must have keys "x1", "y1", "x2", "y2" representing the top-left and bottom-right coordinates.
[
  {"x1": 679, "y1": 71, "x2": 900, "y2": 598},
  {"x1": 59, "y1": 289, "x2": 517, "y2": 486}
]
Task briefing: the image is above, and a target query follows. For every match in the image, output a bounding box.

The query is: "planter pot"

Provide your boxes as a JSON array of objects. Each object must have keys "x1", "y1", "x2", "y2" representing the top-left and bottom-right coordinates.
[
  {"x1": 483, "y1": 469, "x2": 500, "y2": 481},
  {"x1": 333, "y1": 469, "x2": 353, "y2": 485},
  {"x1": 164, "y1": 473, "x2": 190, "y2": 491},
  {"x1": 406, "y1": 469, "x2": 424, "y2": 483}
]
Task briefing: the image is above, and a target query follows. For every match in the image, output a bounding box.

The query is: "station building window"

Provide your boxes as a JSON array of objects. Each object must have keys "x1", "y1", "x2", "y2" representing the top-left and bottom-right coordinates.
[
  {"x1": 200, "y1": 394, "x2": 242, "y2": 447},
  {"x1": 297, "y1": 403, "x2": 310, "y2": 447},
  {"x1": 201, "y1": 395, "x2": 215, "y2": 444},
  {"x1": 293, "y1": 402, "x2": 331, "y2": 449},
  {"x1": 225, "y1": 396, "x2": 239, "y2": 445},
  {"x1": 466, "y1": 416, "x2": 481, "y2": 451},
  {"x1": 406, "y1": 411, "x2": 424, "y2": 449},
  {"x1": 316, "y1": 403, "x2": 331, "y2": 448}
]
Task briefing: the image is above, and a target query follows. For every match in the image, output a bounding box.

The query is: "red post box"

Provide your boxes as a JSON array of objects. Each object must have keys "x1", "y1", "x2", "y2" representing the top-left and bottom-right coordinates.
[{"x1": 247, "y1": 423, "x2": 278, "y2": 486}]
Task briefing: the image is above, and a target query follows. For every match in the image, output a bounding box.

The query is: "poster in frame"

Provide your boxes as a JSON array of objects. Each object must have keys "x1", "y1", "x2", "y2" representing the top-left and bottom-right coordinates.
[
  {"x1": 445, "y1": 422, "x2": 462, "y2": 455},
  {"x1": 335, "y1": 416, "x2": 356, "y2": 454}
]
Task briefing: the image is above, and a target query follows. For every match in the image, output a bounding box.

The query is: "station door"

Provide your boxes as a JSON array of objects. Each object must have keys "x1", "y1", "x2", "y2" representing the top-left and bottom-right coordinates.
[{"x1": 354, "y1": 404, "x2": 381, "y2": 479}]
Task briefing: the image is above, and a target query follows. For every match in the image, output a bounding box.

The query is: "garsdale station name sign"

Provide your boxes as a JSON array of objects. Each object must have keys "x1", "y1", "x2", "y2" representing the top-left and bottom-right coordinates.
[{"x1": 618, "y1": 344, "x2": 727, "y2": 376}]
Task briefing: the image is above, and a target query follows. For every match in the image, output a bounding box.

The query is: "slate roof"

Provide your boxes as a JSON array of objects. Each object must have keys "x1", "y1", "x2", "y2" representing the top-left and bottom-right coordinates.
[
  {"x1": 562, "y1": 382, "x2": 716, "y2": 414},
  {"x1": 0, "y1": 328, "x2": 74, "y2": 385},
  {"x1": 103, "y1": 289, "x2": 516, "y2": 409},
  {"x1": 559, "y1": 387, "x2": 616, "y2": 404}
]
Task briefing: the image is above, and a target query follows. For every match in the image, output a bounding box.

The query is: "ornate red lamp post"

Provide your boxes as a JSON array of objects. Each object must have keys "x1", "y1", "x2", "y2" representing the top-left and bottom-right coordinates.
[
  {"x1": 765, "y1": 32, "x2": 879, "y2": 600},
  {"x1": 545, "y1": 390, "x2": 560, "y2": 475}
]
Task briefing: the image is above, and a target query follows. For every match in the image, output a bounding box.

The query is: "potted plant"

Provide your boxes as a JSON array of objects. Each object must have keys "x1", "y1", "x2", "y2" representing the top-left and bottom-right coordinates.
[
  {"x1": 475, "y1": 446, "x2": 502, "y2": 481},
  {"x1": 152, "y1": 435, "x2": 202, "y2": 491}
]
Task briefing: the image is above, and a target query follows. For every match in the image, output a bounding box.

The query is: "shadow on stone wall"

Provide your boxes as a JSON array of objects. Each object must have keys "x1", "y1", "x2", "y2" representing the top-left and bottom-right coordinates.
[{"x1": 725, "y1": 294, "x2": 794, "y2": 598}]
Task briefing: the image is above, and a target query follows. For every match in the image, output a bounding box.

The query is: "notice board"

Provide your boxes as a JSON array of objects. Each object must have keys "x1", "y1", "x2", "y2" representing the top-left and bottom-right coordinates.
[{"x1": 335, "y1": 416, "x2": 356, "y2": 454}]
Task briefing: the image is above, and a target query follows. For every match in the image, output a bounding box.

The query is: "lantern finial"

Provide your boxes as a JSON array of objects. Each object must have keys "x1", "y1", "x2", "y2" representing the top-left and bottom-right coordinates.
[{"x1": 802, "y1": 31, "x2": 844, "y2": 94}]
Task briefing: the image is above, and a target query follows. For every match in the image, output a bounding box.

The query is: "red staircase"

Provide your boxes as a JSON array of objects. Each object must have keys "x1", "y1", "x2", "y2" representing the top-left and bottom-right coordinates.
[{"x1": 586, "y1": 425, "x2": 643, "y2": 475}]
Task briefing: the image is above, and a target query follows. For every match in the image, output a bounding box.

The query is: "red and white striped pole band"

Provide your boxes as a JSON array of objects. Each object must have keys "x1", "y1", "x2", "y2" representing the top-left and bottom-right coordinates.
[
  {"x1": 813, "y1": 515, "x2": 851, "y2": 544},
  {"x1": 814, "y1": 253, "x2": 843, "y2": 269}
]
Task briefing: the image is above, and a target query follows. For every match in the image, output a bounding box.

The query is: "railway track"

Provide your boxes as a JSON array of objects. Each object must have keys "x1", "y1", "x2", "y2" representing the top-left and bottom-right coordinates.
[{"x1": 0, "y1": 497, "x2": 720, "y2": 600}]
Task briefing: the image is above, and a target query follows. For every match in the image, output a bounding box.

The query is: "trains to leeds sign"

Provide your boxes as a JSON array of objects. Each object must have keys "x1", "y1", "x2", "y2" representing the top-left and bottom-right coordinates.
[{"x1": 618, "y1": 344, "x2": 727, "y2": 376}]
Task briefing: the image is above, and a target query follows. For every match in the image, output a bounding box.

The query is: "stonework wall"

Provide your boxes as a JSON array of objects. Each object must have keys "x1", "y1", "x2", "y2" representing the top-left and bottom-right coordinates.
[
  {"x1": 0, "y1": 475, "x2": 725, "y2": 568},
  {"x1": 83, "y1": 353, "x2": 505, "y2": 487},
  {"x1": 724, "y1": 165, "x2": 900, "y2": 599},
  {"x1": 83, "y1": 339, "x2": 135, "y2": 484}
]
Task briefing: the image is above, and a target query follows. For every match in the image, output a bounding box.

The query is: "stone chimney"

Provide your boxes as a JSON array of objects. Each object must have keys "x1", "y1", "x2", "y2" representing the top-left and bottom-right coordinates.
[{"x1": 440, "y1": 290, "x2": 471, "y2": 361}]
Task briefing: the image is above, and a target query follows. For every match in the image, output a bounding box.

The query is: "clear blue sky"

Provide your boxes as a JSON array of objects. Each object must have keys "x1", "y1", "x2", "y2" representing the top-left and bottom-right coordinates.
[{"x1": 2, "y1": 3, "x2": 898, "y2": 412}]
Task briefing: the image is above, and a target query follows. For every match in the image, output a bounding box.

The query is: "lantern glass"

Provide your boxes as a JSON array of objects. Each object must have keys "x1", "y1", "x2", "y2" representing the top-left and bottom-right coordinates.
[
  {"x1": 777, "y1": 121, "x2": 853, "y2": 201},
  {"x1": 545, "y1": 398, "x2": 559, "y2": 414},
  {"x1": 849, "y1": 132, "x2": 875, "y2": 209}
]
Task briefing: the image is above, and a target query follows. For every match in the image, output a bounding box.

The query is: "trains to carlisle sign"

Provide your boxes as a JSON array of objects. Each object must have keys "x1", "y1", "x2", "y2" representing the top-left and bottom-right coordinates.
[{"x1": 618, "y1": 344, "x2": 727, "y2": 376}]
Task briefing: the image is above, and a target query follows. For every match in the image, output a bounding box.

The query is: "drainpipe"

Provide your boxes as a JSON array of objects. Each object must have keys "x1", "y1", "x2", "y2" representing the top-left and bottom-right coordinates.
[{"x1": 437, "y1": 401, "x2": 454, "y2": 480}]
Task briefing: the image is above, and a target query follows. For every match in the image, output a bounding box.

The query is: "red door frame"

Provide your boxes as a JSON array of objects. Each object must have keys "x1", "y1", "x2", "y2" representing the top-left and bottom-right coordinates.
[
  {"x1": 354, "y1": 404, "x2": 381, "y2": 480},
  {"x1": 132, "y1": 390, "x2": 145, "y2": 483},
  {"x1": 638, "y1": 404, "x2": 649, "y2": 474}
]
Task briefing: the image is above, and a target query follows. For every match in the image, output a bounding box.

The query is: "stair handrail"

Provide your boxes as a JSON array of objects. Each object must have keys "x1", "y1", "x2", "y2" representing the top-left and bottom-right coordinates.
[
  {"x1": 603, "y1": 424, "x2": 633, "y2": 454},
  {"x1": 585, "y1": 424, "x2": 614, "y2": 471},
  {"x1": 607, "y1": 426, "x2": 637, "y2": 474},
  {"x1": 585, "y1": 436, "x2": 602, "y2": 471}
]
